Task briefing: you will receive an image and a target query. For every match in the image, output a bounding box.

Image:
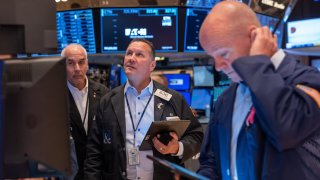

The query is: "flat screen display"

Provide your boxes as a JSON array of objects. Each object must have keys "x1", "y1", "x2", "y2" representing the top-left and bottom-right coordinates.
[
  {"x1": 100, "y1": 7, "x2": 178, "y2": 53},
  {"x1": 178, "y1": 91, "x2": 191, "y2": 106},
  {"x1": 191, "y1": 88, "x2": 212, "y2": 110},
  {"x1": 165, "y1": 74, "x2": 190, "y2": 91},
  {"x1": 56, "y1": 9, "x2": 96, "y2": 54},
  {"x1": 286, "y1": 18, "x2": 320, "y2": 49},
  {"x1": 193, "y1": 65, "x2": 214, "y2": 87},
  {"x1": 184, "y1": 8, "x2": 210, "y2": 52}
]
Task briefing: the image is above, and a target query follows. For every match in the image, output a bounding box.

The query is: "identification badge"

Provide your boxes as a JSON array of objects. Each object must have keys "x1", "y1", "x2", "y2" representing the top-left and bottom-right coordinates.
[
  {"x1": 155, "y1": 89, "x2": 172, "y2": 101},
  {"x1": 127, "y1": 147, "x2": 140, "y2": 165}
]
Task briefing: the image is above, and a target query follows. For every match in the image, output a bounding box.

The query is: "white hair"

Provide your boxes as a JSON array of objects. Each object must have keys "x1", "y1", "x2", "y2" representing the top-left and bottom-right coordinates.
[{"x1": 60, "y1": 43, "x2": 88, "y2": 58}]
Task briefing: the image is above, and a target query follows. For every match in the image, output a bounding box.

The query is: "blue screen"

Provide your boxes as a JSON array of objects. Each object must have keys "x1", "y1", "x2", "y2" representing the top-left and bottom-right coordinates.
[
  {"x1": 120, "y1": 67, "x2": 127, "y2": 85},
  {"x1": 191, "y1": 88, "x2": 212, "y2": 110},
  {"x1": 165, "y1": 74, "x2": 190, "y2": 91},
  {"x1": 184, "y1": 8, "x2": 210, "y2": 52},
  {"x1": 100, "y1": 7, "x2": 178, "y2": 53},
  {"x1": 178, "y1": 91, "x2": 191, "y2": 106},
  {"x1": 56, "y1": 9, "x2": 96, "y2": 54}
]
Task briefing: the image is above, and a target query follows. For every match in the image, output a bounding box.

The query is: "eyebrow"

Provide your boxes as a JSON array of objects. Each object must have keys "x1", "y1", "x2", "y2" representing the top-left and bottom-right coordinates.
[{"x1": 66, "y1": 58, "x2": 86, "y2": 62}]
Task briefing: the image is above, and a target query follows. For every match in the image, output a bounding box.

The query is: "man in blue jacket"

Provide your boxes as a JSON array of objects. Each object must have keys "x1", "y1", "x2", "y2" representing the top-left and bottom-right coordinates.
[{"x1": 198, "y1": 1, "x2": 320, "y2": 179}]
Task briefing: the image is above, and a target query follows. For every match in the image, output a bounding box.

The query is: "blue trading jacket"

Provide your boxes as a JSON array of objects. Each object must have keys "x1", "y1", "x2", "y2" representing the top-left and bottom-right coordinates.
[{"x1": 198, "y1": 54, "x2": 320, "y2": 180}]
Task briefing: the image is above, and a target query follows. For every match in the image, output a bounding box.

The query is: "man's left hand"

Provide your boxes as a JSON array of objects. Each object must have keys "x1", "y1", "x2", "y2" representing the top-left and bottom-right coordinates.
[
  {"x1": 250, "y1": 26, "x2": 278, "y2": 57},
  {"x1": 152, "y1": 132, "x2": 179, "y2": 155}
]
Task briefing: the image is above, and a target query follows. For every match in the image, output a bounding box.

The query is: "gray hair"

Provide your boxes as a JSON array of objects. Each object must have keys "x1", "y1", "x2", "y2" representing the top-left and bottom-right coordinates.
[{"x1": 60, "y1": 43, "x2": 88, "y2": 58}]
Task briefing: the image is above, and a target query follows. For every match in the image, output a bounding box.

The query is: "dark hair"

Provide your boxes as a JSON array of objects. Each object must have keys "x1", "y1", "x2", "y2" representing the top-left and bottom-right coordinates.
[{"x1": 129, "y1": 38, "x2": 155, "y2": 59}]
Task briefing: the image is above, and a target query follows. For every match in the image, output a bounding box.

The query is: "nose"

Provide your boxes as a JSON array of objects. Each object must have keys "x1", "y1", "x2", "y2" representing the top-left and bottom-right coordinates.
[
  {"x1": 74, "y1": 63, "x2": 80, "y2": 71},
  {"x1": 125, "y1": 54, "x2": 135, "y2": 64},
  {"x1": 213, "y1": 57, "x2": 227, "y2": 72}
]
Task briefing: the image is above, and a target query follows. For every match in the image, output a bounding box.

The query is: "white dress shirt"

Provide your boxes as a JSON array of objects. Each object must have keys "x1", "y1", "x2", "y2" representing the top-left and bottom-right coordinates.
[{"x1": 67, "y1": 77, "x2": 89, "y2": 133}]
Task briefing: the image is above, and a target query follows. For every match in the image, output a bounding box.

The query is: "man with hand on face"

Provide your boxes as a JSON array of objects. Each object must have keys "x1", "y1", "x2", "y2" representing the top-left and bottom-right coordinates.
[
  {"x1": 197, "y1": 1, "x2": 320, "y2": 180},
  {"x1": 84, "y1": 38, "x2": 203, "y2": 180},
  {"x1": 61, "y1": 43, "x2": 108, "y2": 180}
]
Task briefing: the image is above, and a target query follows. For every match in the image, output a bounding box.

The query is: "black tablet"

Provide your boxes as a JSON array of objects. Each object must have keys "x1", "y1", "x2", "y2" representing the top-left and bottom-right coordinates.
[{"x1": 139, "y1": 120, "x2": 190, "y2": 151}]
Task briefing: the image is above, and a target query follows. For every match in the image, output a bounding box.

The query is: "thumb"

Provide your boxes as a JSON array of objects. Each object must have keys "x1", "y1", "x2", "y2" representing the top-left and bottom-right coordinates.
[{"x1": 170, "y1": 132, "x2": 178, "y2": 140}]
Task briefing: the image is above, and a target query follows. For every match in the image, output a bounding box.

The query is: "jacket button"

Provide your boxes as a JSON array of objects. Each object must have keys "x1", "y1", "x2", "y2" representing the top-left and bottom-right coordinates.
[{"x1": 122, "y1": 171, "x2": 126, "y2": 176}]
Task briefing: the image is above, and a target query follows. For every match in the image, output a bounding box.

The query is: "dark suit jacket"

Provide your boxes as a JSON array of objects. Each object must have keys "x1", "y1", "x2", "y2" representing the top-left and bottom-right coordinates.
[
  {"x1": 69, "y1": 78, "x2": 108, "y2": 180},
  {"x1": 198, "y1": 54, "x2": 320, "y2": 179},
  {"x1": 83, "y1": 81, "x2": 203, "y2": 180}
]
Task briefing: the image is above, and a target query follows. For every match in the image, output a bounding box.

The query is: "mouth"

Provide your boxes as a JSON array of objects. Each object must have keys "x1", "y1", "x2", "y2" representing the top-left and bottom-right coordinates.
[
  {"x1": 73, "y1": 75, "x2": 83, "y2": 79},
  {"x1": 125, "y1": 64, "x2": 136, "y2": 70}
]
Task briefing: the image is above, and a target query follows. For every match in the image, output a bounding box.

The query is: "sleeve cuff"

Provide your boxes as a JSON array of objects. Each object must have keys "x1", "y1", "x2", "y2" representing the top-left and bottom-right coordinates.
[{"x1": 172, "y1": 141, "x2": 184, "y2": 158}]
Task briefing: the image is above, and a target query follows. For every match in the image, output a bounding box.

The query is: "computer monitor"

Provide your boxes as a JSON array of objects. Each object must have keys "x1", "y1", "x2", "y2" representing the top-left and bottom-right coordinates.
[
  {"x1": 2, "y1": 57, "x2": 71, "y2": 178},
  {"x1": 100, "y1": 7, "x2": 178, "y2": 53},
  {"x1": 184, "y1": 8, "x2": 210, "y2": 52},
  {"x1": 193, "y1": 65, "x2": 214, "y2": 87},
  {"x1": 191, "y1": 88, "x2": 212, "y2": 110},
  {"x1": 286, "y1": 18, "x2": 320, "y2": 49},
  {"x1": 56, "y1": 9, "x2": 96, "y2": 54},
  {"x1": 178, "y1": 91, "x2": 191, "y2": 106},
  {"x1": 164, "y1": 74, "x2": 190, "y2": 91}
]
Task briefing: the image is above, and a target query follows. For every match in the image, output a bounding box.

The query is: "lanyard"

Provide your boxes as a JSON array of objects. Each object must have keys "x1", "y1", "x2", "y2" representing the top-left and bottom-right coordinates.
[
  {"x1": 125, "y1": 89, "x2": 153, "y2": 146},
  {"x1": 82, "y1": 93, "x2": 89, "y2": 126}
]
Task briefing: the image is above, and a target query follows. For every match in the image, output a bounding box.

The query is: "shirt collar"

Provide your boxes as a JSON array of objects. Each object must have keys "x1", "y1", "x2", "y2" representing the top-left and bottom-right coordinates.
[
  {"x1": 67, "y1": 76, "x2": 89, "y2": 93},
  {"x1": 271, "y1": 49, "x2": 286, "y2": 70},
  {"x1": 238, "y1": 83, "x2": 251, "y2": 97},
  {"x1": 124, "y1": 79, "x2": 154, "y2": 95}
]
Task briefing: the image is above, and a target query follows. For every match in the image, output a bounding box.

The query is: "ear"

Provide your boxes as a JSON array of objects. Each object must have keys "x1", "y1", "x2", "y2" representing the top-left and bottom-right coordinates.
[
  {"x1": 150, "y1": 60, "x2": 156, "y2": 71},
  {"x1": 85, "y1": 59, "x2": 89, "y2": 71},
  {"x1": 248, "y1": 25, "x2": 258, "y2": 44}
]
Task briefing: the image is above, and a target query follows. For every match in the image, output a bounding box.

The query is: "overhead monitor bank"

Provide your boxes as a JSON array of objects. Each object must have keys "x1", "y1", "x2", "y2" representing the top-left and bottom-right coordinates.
[{"x1": 54, "y1": 5, "x2": 288, "y2": 54}]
